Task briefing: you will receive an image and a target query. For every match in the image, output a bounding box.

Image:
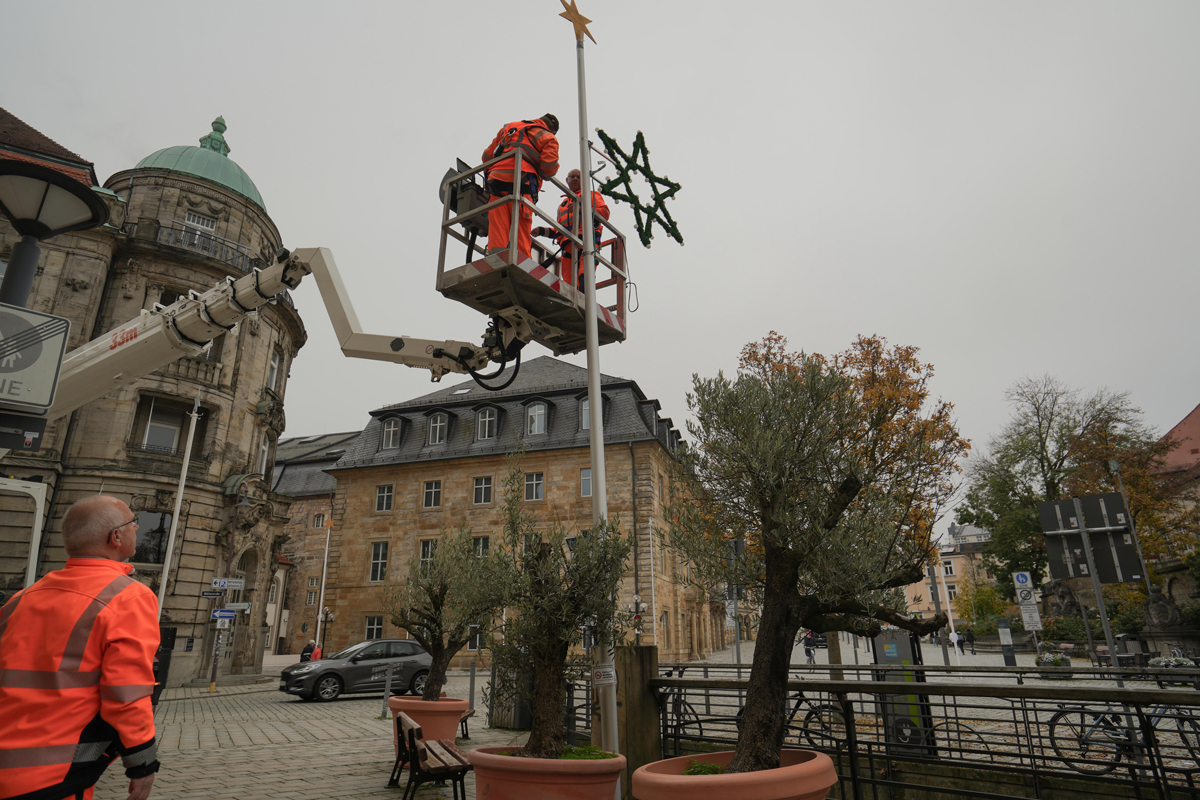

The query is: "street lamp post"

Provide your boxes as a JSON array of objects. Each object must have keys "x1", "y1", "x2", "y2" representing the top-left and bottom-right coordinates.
[
  {"x1": 0, "y1": 160, "x2": 109, "y2": 308},
  {"x1": 320, "y1": 607, "x2": 335, "y2": 653}
]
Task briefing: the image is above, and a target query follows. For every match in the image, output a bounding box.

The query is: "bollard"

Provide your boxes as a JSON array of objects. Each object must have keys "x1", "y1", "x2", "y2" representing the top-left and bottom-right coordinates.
[
  {"x1": 381, "y1": 663, "x2": 395, "y2": 719},
  {"x1": 703, "y1": 666, "x2": 711, "y2": 716},
  {"x1": 469, "y1": 660, "x2": 476, "y2": 710}
]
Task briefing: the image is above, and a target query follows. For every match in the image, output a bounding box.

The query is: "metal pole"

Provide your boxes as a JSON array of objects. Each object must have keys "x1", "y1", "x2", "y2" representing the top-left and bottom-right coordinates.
[
  {"x1": 1074, "y1": 497, "x2": 1123, "y2": 689},
  {"x1": 468, "y1": 661, "x2": 476, "y2": 710},
  {"x1": 936, "y1": 563, "x2": 962, "y2": 666},
  {"x1": 157, "y1": 392, "x2": 202, "y2": 619},
  {"x1": 928, "y1": 566, "x2": 951, "y2": 666},
  {"x1": 0, "y1": 235, "x2": 41, "y2": 307},
  {"x1": 314, "y1": 526, "x2": 331, "y2": 646},
  {"x1": 1109, "y1": 462, "x2": 1154, "y2": 594},
  {"x1": 575, "y1": 30, "x2": 619, "y2": 785}
]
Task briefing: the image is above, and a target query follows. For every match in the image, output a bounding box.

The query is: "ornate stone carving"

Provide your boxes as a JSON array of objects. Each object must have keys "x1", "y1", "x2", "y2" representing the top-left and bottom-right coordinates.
[
  {"x1": 1144, "y1": 587, "x2": 1185, "y2": 629},
  {"x1": 246, "y1": 317, "x2": 260, "y2": 337},
  {"x1": 63, "y1": 278, "x2": 89, "y2": 292},
  {"x1": 256, "y1": 400, "x2": 286, "y2": 435},
  {"x1": 1044, "y1": 580, "x2": 1081, "y2": 618}
]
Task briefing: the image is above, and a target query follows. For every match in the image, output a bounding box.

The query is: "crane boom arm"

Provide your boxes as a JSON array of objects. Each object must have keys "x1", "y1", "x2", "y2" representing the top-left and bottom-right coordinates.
[{"x1": 47, "y1": 247, "x2": 495, "y2": 421}]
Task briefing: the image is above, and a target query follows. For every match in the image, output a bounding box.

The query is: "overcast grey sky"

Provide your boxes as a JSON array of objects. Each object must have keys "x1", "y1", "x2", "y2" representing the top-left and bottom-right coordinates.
[{"x1": 4, "y1": 1, "x2": 1198, "y2": 480}]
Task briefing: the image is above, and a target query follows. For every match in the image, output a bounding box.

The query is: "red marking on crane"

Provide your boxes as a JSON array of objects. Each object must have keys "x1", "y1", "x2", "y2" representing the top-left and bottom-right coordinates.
[{"x1": 109, "y1": 326, "x2": 138, "y2": 350}]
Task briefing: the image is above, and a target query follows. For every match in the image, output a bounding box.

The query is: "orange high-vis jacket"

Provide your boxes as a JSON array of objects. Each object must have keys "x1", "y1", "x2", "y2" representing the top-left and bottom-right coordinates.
[
  {"x1": 483, "y1": 119, "x2": 560, "y2": 186},
  {"x1": 0, "y1": 557, "x2": 160, "y2": 800}
]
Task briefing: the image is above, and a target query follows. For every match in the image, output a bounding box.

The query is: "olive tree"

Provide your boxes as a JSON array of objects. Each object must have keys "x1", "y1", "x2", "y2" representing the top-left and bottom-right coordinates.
[
  {"x1": 662, "y1": 333, "x2": 968, "y2": 773},
  {"x1": 382, "y1": 524, "x2": 513, "y2": 701},
  {"x1": 485, "y1": 452, "x2": 632, "y2": 758}
]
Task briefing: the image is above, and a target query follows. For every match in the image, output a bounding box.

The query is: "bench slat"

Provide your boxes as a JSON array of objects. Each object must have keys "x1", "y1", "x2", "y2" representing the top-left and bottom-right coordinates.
[
  {"x1": 427, "y1": 739, "x2": 469, "y2": 772},
  {"x1": 420, "y1": 746, "x2": 450, "y2": 774},
  {"x1": 437, "y1": 739, "x2": 474, "y2": 769},
  {"x1": 460, "y1": 708, "x2": 476, "y2": 721}
]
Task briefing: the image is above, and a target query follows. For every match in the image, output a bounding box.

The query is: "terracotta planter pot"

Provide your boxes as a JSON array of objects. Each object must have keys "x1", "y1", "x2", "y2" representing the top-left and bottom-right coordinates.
[
  {"x1": 469, "y1": 745, "x2": 626, "y2": 800},
  {"x1": 388, "y1": 695, "x2": 469, "y2": 756},
  {"x1": 632, "y1": 749, "x2": 837, "y2": 800}
]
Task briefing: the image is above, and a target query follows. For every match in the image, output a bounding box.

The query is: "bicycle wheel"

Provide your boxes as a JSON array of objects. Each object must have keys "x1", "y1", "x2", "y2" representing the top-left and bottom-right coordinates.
[
  {"x1": 802, "y1": 704, "x2": 847, "y2": 749},
  {"x1": 1175, "y1": 710, "x2": 1200, "y2": 764},
  {"x1": 1048, "y1": 709, "x2": 1121, "y2": 774}
]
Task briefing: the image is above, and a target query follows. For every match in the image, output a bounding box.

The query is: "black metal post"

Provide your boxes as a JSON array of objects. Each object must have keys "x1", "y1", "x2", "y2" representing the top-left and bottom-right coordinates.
[{"x1": 0, "y1": 235, "x2": 40, "y2": 307}]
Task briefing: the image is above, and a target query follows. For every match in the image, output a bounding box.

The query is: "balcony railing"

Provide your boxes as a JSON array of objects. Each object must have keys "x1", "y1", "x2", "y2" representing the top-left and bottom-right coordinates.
[{"x1": 126, "y1": 440, "x2": 210, "y2": 464}]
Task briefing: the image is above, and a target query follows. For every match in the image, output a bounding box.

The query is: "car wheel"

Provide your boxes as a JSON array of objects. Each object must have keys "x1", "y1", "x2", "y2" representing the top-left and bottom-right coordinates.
[
  {"x1": 313, "y1": 674, "x2": 342, "y2": 702},
  {"x1": 409, "y1": 670, "x2": 428, "y2": 697}
]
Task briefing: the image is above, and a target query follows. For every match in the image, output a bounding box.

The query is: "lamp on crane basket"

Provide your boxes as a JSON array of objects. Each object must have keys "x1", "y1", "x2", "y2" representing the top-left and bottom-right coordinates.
[{"x1": 0, "y1": 159, "x2": 109, "y2": 307}]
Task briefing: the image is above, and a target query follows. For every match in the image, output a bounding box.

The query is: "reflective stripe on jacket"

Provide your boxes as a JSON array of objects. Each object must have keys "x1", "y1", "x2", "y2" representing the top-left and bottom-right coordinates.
[
  {"x1": 0, "y1": 557, "x2": 159, "y2": 800},
  {"x1": 483, "y1": 119, "x2": 560, "y2": 185},
  {"x1": 556, "y1": 190, "x2": 610, "y2": 248}
]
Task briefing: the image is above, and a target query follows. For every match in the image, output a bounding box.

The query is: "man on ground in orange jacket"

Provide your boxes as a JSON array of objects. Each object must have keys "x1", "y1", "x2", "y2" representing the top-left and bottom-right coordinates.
[
  {"x1": 482, "y1": 114, "x2": 560, "y2": 263},
  {"x1": 0, "y1": 495, "x2": 160, "y2": 800},
  {"x1": 533, "y1": 168, "x2": 610, "y2": 290}
]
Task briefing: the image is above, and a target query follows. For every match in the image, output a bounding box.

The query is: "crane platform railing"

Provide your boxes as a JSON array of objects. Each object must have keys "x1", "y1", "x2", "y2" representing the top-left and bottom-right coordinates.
[{"x1": 436, "y1": 149, "x2": 628, "y2": 356}]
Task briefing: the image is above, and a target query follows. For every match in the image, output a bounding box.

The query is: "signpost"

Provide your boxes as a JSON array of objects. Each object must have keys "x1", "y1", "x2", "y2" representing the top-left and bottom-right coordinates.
[
  {"x1": 212, "y1": 609, "x2": 236, "y2": 620},
  {"x1": 201, "y1": 590, "x2": 223, "y2": 599},
  {"x1": 225, "y1": 602, "x2": 251, "y2": 612},
  {"x1": 1011, "y1": 571, "x2": 1043, "y2": 634},
  {"x1": 997, "y1": 620, "x2": 1016, "y2": 666},
  {"x1": 592, "y1": 664, "x2": 617, "y2": 688},
  {"x1": 211, "y1": 577, "x2": 245, "y2": 590},
  {"x1": 0, "y1": 303, "x2": 71, "y2": 453}
]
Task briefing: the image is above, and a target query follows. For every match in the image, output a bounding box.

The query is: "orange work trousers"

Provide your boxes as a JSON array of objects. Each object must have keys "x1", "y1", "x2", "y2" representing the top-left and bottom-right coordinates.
[{"x1": 487, "y1": 195, "x2": 533, "y2": 263}]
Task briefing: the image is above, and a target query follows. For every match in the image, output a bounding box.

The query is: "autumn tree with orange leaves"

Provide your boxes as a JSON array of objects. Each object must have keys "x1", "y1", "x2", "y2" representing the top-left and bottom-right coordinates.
[{"x1": 662, "y1": 333, "x2": 969, "y2": 773}]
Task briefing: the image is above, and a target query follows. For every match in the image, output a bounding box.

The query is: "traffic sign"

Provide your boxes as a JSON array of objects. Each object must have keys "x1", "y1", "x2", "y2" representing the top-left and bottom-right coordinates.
[
  {"x1": 1020, "y1": 604, "x2": 1043, "y2": 631},
  {"x1": 201, "y1": 590, "x2": 223, "y2": 598},
  {"x1": 592, "y1": 665, "x2": 617, "y2": 687},
  {"x1": 211, "y1": 578, "x2": 245, "y2": 590},
  {"x1": 0, "y1": 303, "x2": 71, "y2": 413},
  {"x1": 1011, "y1": 571, "x2": 1032, "y2": 593},
  {"x1": 212, "y1": 609, "x2": 236, "y2": 620},
  {"x1": 225, "y1": 602, "x2": 251, "y2": 611}
]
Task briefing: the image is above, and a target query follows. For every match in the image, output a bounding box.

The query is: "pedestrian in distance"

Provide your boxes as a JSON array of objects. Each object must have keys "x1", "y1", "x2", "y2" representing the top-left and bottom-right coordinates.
[
  {"x1": 311, "y1": 643, "x2": 323, "y2": 661},
  {"x1": 965, "y1": 628, "x2": 976, "y2": 655},
  {"x1": 300, "y1": 639, "x2": 316, "y2": 662},
  {"x1": 951, "y1": 629, "x2": 965, "y2": 655},
  {"x1": 482, "y1": 114, "x2": 561, "y2": 263},
  {"x1": 0, "y1": 495, "x2": 161, "y2": 800},
  {"x1": 803, "y1": 630, "x2": 816, "y2": 665}
]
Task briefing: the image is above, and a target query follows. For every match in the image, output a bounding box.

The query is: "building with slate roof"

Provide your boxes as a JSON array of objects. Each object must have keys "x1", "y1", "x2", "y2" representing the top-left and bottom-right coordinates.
[
  {"x1": 0, "y1": 108, "x2": 306, "y2": 686},
  {"x1": 276, "y1": 356, "x2": 729, "y2": 666}
]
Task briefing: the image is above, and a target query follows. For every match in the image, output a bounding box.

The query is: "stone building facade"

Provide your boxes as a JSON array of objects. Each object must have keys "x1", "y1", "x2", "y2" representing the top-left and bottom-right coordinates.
[
  {"x1": 0, "y1": 109, "x2": 306, "y2": 685},
  {"x1": 278, "y1": 357, "x2": 727, "y2": 666}
]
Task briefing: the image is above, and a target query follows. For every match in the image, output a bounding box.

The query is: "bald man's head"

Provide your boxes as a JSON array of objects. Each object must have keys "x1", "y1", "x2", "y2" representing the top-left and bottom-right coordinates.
[
  {"x1": 567, "y1": 169, "x2": 582, "y2": 194},
  {"x1": 62, "y1": 496, "x2": 136, "y2": 558}
]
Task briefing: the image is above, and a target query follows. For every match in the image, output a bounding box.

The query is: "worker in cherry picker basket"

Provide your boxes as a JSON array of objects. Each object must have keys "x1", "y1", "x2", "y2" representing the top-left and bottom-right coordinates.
[
  {"x1": 533, "y1": 168, "x2": 610, "y2": 290},
  {"x1": 482, "y1": 114, "x2": 560, "y2": 263}
]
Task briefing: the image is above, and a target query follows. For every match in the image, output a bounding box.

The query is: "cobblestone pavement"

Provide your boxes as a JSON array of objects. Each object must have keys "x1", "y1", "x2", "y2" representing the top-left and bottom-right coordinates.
[{"x1": 95, "y1": 672, "x2": 527, "y2": 800}]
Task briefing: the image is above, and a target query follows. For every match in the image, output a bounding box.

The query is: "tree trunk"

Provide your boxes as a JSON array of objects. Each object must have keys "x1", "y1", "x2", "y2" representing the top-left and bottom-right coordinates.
[
  {"x1": 422, "y1": 644, "x2": 453, "y2": 701},
  {"x1": 523, "y1": 642, "x2": 570, "y2": 758},
  {"x1": 726, "y1": 549, "x2": 803, "y2": 773},
  {"x1": 826, "y1": 632, "x2": 845, "y2": 681}
]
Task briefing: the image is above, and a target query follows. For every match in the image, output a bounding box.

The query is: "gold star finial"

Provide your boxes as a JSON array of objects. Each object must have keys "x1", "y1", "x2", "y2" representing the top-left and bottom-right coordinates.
[{"x1": 559, "y1": 0, "x2": 596, "y2": 44}]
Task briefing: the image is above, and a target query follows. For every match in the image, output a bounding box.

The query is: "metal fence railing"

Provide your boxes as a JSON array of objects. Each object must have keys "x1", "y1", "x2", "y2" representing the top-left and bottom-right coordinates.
[{"x1": 650, "y1": 669, "x2": 1200, "y2": 800}]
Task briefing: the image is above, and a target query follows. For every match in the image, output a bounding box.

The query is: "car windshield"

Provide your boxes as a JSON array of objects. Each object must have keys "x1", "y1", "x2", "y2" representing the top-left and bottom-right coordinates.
[{"x1": 326, "y1": 643, "x2": 368, "y2": 661}]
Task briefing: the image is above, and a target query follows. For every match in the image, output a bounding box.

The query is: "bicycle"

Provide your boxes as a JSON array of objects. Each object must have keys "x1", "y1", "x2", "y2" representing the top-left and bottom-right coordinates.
[
  {"x1": 660, "y1": 667, "x2": 705, "y2": 738},
  {"x1": 1048, "y1": 703, "x2": 1200, "y2": 774}
]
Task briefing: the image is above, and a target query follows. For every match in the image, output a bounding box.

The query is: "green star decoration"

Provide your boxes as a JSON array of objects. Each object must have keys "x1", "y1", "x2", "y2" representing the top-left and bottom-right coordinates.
[{"x1": 595, "y1": 129, "x2": 683, "y2": 248}]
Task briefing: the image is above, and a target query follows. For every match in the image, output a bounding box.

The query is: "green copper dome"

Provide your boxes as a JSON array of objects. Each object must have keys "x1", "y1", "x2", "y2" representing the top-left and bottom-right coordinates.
[{"x1": 135, "y1": 117, "x2": 266, "y2": 210}]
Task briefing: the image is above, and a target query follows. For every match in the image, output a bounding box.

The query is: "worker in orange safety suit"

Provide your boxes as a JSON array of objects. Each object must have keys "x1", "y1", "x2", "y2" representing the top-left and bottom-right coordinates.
[
  {"x1": 532, "y1": 168, "x2": 610, "y2": 290},
  {"x1": 482, "y1": 114, "x2": 560, "y2": 263},
  {"x1": 0, "y1": 495, "x2": 161, "y2": 800}
]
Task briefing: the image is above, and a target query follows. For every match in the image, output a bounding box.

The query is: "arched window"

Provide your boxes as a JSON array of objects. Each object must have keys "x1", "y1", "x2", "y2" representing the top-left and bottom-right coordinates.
[
  {"x1": 381, "y1": 418, "x2": 400, "y2": 449},
  {"x1": 428, "y1": 413, "x2": 448, "y2": 445}
]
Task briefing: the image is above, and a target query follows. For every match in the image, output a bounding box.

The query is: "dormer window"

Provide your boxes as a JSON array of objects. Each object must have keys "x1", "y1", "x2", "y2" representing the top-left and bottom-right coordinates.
[
  {"x1": 526, "y1": 403, "x2": 546, "y2": 435},
  {"x1": 381, "y1": 418, "x2": 401, "y2": 449},
  {"x1": 428, "y1": 412, "x2": 448, "y2": 445},
  {"x1": 477, "y1": 407, "x2": 497, "y2": 440}
]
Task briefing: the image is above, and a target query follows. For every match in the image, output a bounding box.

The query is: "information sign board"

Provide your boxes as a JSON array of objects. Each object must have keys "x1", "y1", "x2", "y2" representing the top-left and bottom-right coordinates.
[
  {"x1": 216, "y1": 618, "x2": 230, "y2": 629},
  {"x1": 201, "y1": 590, "x2": 223, "y2": 598},
  {"x1": 1020, "y1": 605, "x2": 1043, "y2": 632},
  {"x1": 592, "y1": 665, "x2": 617, "y2": 687},
  {"x1": 1038, "y1": 494, "x2": 1143, "y2": 584},
  {"x1": 211, "y1": 578, "x2": 245, "y2": 590},
  {"x1": 225, "y1": 602, "x2": 251, "y2": 611}
]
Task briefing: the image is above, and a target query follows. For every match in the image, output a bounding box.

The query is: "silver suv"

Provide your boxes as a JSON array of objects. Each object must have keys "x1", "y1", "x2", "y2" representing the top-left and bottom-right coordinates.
[{"x1": 278, "y1": 639, "x2": 432, "y2": 702}]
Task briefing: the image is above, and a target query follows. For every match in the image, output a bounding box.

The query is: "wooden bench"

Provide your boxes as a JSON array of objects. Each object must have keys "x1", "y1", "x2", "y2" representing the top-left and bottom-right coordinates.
[
  {"x1": 460, "y1": 707, "x2": 475, "y2": 740},
  {"x1": 388, "y1": 712, "x2": 472, "y2": 800}
]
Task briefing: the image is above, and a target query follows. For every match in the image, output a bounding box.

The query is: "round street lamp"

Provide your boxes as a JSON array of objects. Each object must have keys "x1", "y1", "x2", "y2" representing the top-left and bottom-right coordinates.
[{"x1": 0, "y1": 159, "x2": 109, "y2": 307}]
